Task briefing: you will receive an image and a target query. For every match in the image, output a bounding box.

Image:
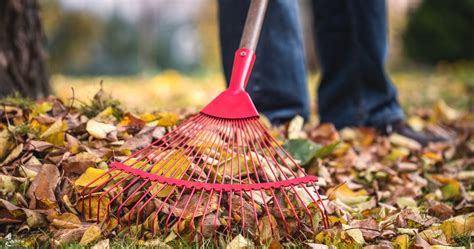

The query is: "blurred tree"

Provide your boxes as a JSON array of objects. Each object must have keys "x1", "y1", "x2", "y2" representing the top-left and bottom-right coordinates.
[
  {"x1": 0, "y1": 0, "x2": 50, "y2": 99},
  {"x1": 87, "y1": 12, "x2": 140, "y2": 75},
  {"x1": 45, "y1": 6, "x2": 103, "y2": 74},
  {"x1": 402, "y1": 0, "x2": 474, "y2": 63}
]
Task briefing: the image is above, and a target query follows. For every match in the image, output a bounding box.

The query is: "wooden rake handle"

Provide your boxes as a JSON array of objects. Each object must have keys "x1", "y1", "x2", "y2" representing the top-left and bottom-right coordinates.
[{"x1": 239, "y1": 0, "x2": 269, "y2": 51}]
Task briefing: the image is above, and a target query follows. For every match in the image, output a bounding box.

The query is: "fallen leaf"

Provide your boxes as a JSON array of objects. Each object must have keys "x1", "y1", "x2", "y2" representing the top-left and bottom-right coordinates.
[
  {"x1": 413, "y1": 234, "x2": 431, "y2": 249},
  {"x1": 342, "y1": 224, "x2": 365, "y2": 244},
  {"x1": 282, "y1": 139, "x2": 321, "y2": 165},
  {"x1": 393, "y1": 234, "x2": 410, "y2": 249},
  {"x1": 76, "y1": 195, "x2": 110, "y2": 222},
  {"x1": 1, "y1": 143, "x2": 23, "y2": 166},
  {"x1": 440, "y1": 214, "x2": 474, "y2": 242},
  {"x1": 287, "y1": 115, "x2": 305, "y2": 139},
  {"x1": 51, "y1": 212, "x2": 82, "y2": 229},
  {"x1": 120, "y1": 126, "x2": 155, "y2": 151},
  {"x1": 226, "y1": 234, "x2": 250, "y2": 249},
  {"x1": 441, "y1": 180, "x2": 462, "y2": 200},
  {"x1": 26, "y1": 164, "x2": 60, "y2": 209},
  {"x1": 40, "y1": 118, "x2": 68, "y2": 146},
  {"x1": 349, "y1": 218, "x2": 380, "y2": 241},
  {"x1": 157, "y1": 112, "x2": 178, "y2": 127},
  {"x1": 80, "y1": 225, "x2": 101, "y2": 245},
  {"x1": 258, "y1": 214, "x2": 279, "y2": 245},
  {"x1": 86, "y1": 120, "x2": 117, "y2": 140},
  {"x1": 24, "y1": 140, "x2": 53, "y2": 152},
  {"x1": 0, "y1": 174, "x2": 17, "y2": 194},
  {"x1": 428, "y1": 202, "x2": 454, "y2": 220},
  {"x1": 75, "y1": 167, "x2": 109, "y2": 188},
  {"x1": 0, "y1": 128, "x2": 13, "y2": 161},
  {"x1": 149, "y1": 150, "x2": 191, "y2": 197},
  {"x1": 305, "y1": 243, "x2": 329, "y2": 249},
  {"x1": 23, "y1": 208, "x2": 47, "y2": 229},
  {"x1": 143, "y1": 238, "x2": 170, "y2": 248},
  {"x1": 390, "y1": 133, "x2": 421, "y2": 151},
  {"x1": 327, "y1": 183, "x2": 369, "y2": 205},
  {"x1": 431, "y1": 100, "x2": 461, "y2": 123},
  {"x1": 91, "y1": 239, "x2": 110, "y2": 249},
  {"x1": 53, "y1": 227, "x2": 87, "y2": 245}
]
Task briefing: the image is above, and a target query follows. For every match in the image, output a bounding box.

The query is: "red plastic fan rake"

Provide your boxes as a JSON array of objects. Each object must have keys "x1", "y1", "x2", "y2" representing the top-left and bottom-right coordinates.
[{"x1": 80, "y1": 0, "x2": 328, "y2": 240}]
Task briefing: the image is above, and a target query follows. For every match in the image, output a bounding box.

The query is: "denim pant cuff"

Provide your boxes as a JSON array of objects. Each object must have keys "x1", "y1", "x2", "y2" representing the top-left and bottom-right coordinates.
[{"x1": 367, "y1": 106, "x2": 405, "y2": 127}]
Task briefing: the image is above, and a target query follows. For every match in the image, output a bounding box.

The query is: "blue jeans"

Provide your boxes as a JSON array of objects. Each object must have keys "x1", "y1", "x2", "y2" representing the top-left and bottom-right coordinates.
[{"x1": 218, "y1": 0, "x2": 405, "y2": 128}]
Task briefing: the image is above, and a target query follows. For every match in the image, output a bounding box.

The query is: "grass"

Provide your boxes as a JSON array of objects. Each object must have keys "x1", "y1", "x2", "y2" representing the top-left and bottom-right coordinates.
[{"x1": 51, "y1": 64, "x2": 473, "y2": 116}]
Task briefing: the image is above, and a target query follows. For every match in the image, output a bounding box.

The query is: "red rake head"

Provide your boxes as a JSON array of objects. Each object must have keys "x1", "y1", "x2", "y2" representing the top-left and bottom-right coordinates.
[{"x1": 79, "y1": 49, "x2": 328, "y2": 242}]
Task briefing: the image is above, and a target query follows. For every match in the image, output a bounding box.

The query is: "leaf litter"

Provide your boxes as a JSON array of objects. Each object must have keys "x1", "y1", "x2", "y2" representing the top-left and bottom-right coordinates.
[{"x1": 0, "y1": 89, "x2": 472, "y2": 248}]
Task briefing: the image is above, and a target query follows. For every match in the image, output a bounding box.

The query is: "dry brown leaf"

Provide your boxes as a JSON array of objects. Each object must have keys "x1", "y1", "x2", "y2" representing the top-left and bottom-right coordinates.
[
  {"x1": 53, "y1": 227, "x2": 88, "y2": 245},
  {"x1": 258, "y1": 214, "x2": 279, "y2": 245},
  {"x1": 26, "y1": 164, "x2": 60, "y2": 209},
  {"x1": 349, "y1": 218, "x2": 380, "y2": 241}
]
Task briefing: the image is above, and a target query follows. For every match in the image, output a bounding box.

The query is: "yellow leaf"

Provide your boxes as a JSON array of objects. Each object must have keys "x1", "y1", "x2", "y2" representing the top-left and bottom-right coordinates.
[
  {"x1": 149, "y1": 150, "x2": 190, "y2": 197},
  {"x1": 440, "y1": 214, "x2": 474, "y2": 242},
  {"x1": 342, "y1": 224, "x2": 365, "y2": 244},
  {"x1": 431, "y1": 100, "x2": 461, "y2": 123},
  {"x1": 79, "y1": 225, "x2": 101, "y2": 245},
  {"x1": 56, "y1": 212, "x2": 81, "y2": 224},
  {"x1": 31, "y1": 101, "x2": 53, "y2": 117},
  {"x1": 327, "y1": 183, "x2": 369, "y2": 205},
  {"x1": 140, "y1": 113, "x2": 160, "y2": 123},
  {"x1": 94, "y1": 106, "x2": 115, "y2": 121},
  {"x1": 0, "y1": 128, "x2": 13, "y2": 161},
  {"x1": 393, "y1": 234, "x2": 410, "y2": 249},
  {"x1": 441, "y1": 180, "x2": 461, "y2": 200},
  {"x1": 157, "y1": 112, "x2": 178, "y2": 127},
  {"x1": 75, "y1": 167, "x2": 109, "y2": 188},
  {"x1": 40, "y1": 119, "x2": 68, "y2": 146},
  {"x1": 422, "y1": 151, "x2": 443, "y2": 162}
]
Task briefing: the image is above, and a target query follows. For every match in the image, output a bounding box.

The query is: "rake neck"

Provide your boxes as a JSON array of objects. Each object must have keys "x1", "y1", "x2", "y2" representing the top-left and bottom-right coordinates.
[{"x1": 227, "y1": 48, "x2": 256, "y2": 93}]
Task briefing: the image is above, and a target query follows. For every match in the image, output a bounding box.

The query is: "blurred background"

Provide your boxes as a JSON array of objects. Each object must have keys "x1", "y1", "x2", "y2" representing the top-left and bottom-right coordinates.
[{"x1": 39, "y1": 0, "x2": 473, "y2": 113}]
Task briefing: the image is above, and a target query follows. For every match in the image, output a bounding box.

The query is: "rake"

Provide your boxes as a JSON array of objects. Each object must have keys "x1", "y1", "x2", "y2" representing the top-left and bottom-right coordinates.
[{"x1": 80, "y1": 0, "x2": 328, "y2": 241}]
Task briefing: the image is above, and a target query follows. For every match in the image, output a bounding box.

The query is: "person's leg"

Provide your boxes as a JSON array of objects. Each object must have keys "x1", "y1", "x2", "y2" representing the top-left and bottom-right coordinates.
[
  {"x1": 312, "y1": 0, "x2": 404, "y2": 129},
  {"x1": 218, "y1": 0, "x2": 310, "y2": 124}
]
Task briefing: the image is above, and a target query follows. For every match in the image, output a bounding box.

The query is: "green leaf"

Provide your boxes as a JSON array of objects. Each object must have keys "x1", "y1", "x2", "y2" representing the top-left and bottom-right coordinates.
[
  {"x1": 282, "y1": 139, "x2": 321, "y2": 165},
  {"x1": 314, "y1": 141, "x2": 339, "y2": 158}
]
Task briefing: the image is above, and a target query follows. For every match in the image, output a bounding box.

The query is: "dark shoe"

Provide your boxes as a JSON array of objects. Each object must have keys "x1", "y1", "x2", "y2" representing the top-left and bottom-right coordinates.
[{"x1": 378, "y1": 120, "x2": 448, "y2": 147}]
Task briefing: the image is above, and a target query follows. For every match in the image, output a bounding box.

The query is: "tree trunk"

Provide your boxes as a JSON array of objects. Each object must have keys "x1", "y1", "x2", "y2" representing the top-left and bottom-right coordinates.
[{"x1": 0, "y1": 0, "x2": 50, "y2": 99}]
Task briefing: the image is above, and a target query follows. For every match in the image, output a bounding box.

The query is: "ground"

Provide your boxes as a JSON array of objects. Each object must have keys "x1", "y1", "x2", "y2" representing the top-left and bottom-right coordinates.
[{"x1": 0, "y1": 67, "x2": 472, "y2": 248}]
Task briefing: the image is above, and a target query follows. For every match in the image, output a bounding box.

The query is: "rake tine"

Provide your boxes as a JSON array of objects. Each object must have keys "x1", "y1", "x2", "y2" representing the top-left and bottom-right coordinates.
[
  {"x1": 197, "y1": 189, "x2": 215, "y2": 237},
  {"x1": 236, "y1": 119, "x2": 261, "y2": 236},
  {"x1": 115, "y1": 179, "x2": 150, "y2": 223},
  {"x1": 196, "y1": 120, "x2": 233, "y2": 237}
]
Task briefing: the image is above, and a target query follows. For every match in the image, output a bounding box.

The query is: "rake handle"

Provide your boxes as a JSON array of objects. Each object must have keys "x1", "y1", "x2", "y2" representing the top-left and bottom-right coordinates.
[{"x1": 239, "y1": 0, "x2": 269, "y2": 51}]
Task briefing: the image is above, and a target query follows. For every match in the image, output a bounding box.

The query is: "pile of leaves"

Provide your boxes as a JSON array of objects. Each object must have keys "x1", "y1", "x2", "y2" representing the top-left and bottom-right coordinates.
[{"x1": 0, "y1": 88, "x2": 472, "y2": 248}]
